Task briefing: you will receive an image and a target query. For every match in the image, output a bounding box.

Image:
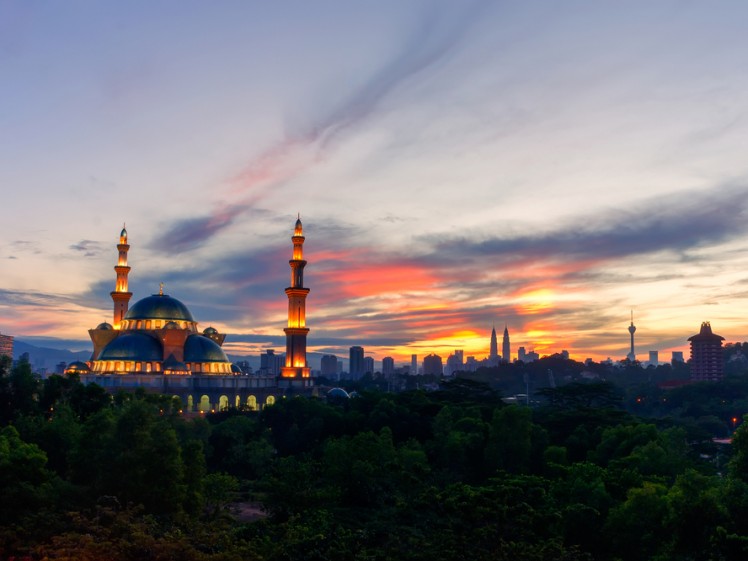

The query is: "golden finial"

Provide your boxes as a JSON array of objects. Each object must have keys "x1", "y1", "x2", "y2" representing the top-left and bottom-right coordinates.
[{"x1": 159, "y1": 282, "x2": 164, "y2": 296}]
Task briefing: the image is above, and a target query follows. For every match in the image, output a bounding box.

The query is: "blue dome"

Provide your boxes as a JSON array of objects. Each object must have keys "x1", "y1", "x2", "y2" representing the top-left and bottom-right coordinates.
[
  {"x1": 184, "y1": 334, "x2": 229, "y2": 363},
  {"x1": 124, "y1": 294, "x2": 195, "y2": 322},
  {"x1": 96, "y1": 322, "x2": 113, "y2": 330},
  {"x1": 66, "y1": 361, "x2": 90, "y2": 373},
  {"x1": 99, "y1": 333, "x2": 163, "y2": 362},
  {"x1": 327, "y1": 387, "x2": 350, "y2": 399}
]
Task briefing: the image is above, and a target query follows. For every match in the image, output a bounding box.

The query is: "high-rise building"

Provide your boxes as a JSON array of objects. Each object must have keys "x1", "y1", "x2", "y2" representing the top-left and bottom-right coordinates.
[
  {"x1": 688, "y1": 322, "x2": 724, "y2": 381},
  {"x1": 671, "y1": 351, "x2": 684, "y2": 363},
  {"x1": 411, "y1": 354, "x2": 418, "y2": 376},
  {"x1": 648, "y1": 351, "x2": 659, "y2": 367},
  {"x1": 260, "y1": 350, "x2": 284, "y2": 376},
  {"x1": 281, "y1": 216, "x2": 311, "y2": 380},
  {"x1": 364, "y1": 356, "x2": 374, "y2": 375},
  {"x1": 0, "y1": 332, "x2": 13, "y2": 359},
  {"x1": 489, "y1": 326, "x2": 498, "y2": 362},
  {"x1": 627, "y1": 311, "x2": 637, "y2": 361},
  {"x1": 382, "y1": 356, "x2": 395, "y2": 377},
  {"x1": 321, "y1": 354, "x2": 338, "y2": 378},
  {"x1": 422, "y1": 353, "x2": 443, "y2": 376},
  {"x1": 502, "y1": 326, "x2": 510, "y2": 363},
  {"x1": 350, "y1": 346, "x2": 365, "y2": 379},
  {"x1": 445, "y1": 350, "x2": 464, "y2": 376},
  {"x1": 518, "y1": 346, "x2": 527, "y2": 362}
]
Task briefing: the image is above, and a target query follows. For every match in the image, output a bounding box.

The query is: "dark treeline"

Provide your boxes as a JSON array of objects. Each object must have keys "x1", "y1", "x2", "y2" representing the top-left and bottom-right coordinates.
[{"x1": 3, "y1": 353, "x2": 748, "y2": 560}]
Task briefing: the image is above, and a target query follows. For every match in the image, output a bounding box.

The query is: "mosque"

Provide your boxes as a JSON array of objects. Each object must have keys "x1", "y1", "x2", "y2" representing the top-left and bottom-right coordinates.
[{"x1": 66, "y1": 218, "x2": 315, "y2": 411}]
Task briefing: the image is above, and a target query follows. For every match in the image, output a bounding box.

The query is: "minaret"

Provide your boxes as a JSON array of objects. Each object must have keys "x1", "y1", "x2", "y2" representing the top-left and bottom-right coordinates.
[
  {"x1": 110, "y1": 225, "x2": 133, "y2": 329},
  {"x1": 502, "y1": 325, "x2": 511, "y2": 363},
  {"x1": 280, "y1": 216, "x2": 311, "y2": 380},
  {"x1": 627, "y1": 310, "x2": 636, "y2": 361},
  {"x1": 489, "y1": 325, "x2": 498, "y2": 362}
]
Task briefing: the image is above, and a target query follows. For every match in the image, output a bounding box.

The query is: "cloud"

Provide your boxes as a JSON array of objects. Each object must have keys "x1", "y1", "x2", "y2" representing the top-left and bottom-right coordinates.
[
  {"x1": 152, "y1": 1, "x2": 488, "y2": 252},
  {"x1": 69, "y1": 239, "x2": 104, "y2": 257}
]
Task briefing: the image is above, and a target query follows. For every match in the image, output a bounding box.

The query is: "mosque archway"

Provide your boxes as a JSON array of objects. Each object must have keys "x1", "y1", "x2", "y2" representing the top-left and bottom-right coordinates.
[
  {"x1": 266, "y1": 395, "x2": 276, "y2": 406},
  {"x1": 219, "y1": 395, "x2": 229, "y2": 411},
  {"x1": 199, "y1": 395, "x2": 211, "y2": 412},
  {"x1": 247, "y1": 395, "x2": 257, "y2": 411},
  {"x1": 187, "y1": 395, "x2": 194, "y2": 411}
]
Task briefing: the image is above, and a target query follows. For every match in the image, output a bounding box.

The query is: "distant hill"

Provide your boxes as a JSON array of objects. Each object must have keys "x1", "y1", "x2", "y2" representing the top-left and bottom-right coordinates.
[{"x1": 14, "y1": 340, "x2": 91, "y2": 374}]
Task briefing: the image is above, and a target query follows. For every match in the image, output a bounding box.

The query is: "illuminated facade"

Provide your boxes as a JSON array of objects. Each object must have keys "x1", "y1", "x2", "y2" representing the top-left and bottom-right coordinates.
[
  {"x1": 280, "y1": 216, "x2": 311, "y2": 380},
  {"x1": 0, "y1": 332, "x2": 13, "y2": 359},
  {"x1": 110, "y1": 225, "x2": 133, "y2": 329},
  {"x1": 688, "y1": 322, "x2": 724, "y2": 381}
]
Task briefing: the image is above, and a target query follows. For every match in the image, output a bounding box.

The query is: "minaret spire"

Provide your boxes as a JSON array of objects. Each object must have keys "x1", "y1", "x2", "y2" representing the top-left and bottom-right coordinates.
[
  {"x1": 281, "y1": 216, "x2": 311, "y2": 381},
  {"x1": 110, "y1": 224, "x2": 133, "y2": 329},
  {"x1": 627, "y1": 309, "x2": 637, "y2": 361}
]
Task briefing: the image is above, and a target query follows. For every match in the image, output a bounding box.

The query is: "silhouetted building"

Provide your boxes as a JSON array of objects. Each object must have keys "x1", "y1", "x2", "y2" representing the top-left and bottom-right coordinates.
[
  {"x1": 648, "y1": 350, "x2": 659, "y2": 367},
  {"x1": 0, "y1": 332, "x2": 12, "y2": 359},
  {"x1": 671, "y1": 351, "x2": 684, "y2": 363},
  {"x1": 422, "y1": 353, "x2": 443, "y2": 376},
  {"x1": 518, "y1": 346, "x2": 527, "y2": 362},
  {"x1": 411, "y1": 354, "x2": 418, "y2": 376},
  {"x1": 445, "y1": 350, "x2": 463, "y2": 376},
  {"x1": 321, "y1": 354, "x2": 338, "y2": 378},
  {"x1": 260, "y1": 350, "x2": 284, "y2": 376},
  {"x1": 364, "y1": 356, "x2": 374, "y2": 375},
  {"x1": 502, "y1": 326, "x2": 510, "y2": 363},
  {"x1": 349, "y1": 346, "x2": 365, "y2": 379},
  {"x1": 489, "y1": 326, "x2": 498, "y2": 361},
  {"x1": 688, "y1": 322, "x2": 724, "y2": 381},
  {"x1": 382, "y1": 356, "x2": 394, "y2": 377}
]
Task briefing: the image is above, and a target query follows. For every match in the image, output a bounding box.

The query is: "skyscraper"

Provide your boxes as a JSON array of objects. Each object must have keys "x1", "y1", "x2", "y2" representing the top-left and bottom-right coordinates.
[
  {"x1": 688, "y1": 322, "x2": 724, "y2": 381},
  {"x1": 411, "y1": 354, "x2": 418, "y2": 376},
  {"x1": 502, "y1": 326, "x2": 510, "y2": 363},
  {"x1": 423, "y1": 353, "x2": 443, "y2": 376},
  {"x1": 364, "y1": 356, "x2": 374, "y2": 376},
  {"x1": 382, "y1": 356, "x2": 395, "y2": 377},
  {"x1": 320, "y1": 354, "x2": 338, "y2": 378},
  {"x1": 627, "y1": 311, "x2": 637, "y2": 361},
  {"x1": 489, "y1": 325, "x2": 498, "y2": 361},
  {"x1": 350, "y1": 346, "x2": 365, "y2": 379},
  {"x1": 281, "y1": 216, "x2": 311, "y2": 380}
]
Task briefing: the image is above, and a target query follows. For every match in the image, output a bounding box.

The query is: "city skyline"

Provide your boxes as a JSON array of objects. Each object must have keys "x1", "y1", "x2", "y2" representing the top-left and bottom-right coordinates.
[{"x1": 4, "y1": 2, "x2": 748, "y2": 362}]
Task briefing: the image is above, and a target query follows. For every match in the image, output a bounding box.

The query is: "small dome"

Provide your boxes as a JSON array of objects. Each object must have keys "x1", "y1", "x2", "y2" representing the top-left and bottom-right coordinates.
[
  {"x1": 203, "y1": 326, "x2": 218, "y2": 335},
  {"x1": 65, "y1": 361, "x2": 90, "y2": 373},
  {"x1": 184, "y1": 334, "x2": 229, "y2": 363},
  {"x1": 96, "y1": 322, "x2": 113, "y2": 330},
  {"x1": 99, "y1": 333, "x2": 163, "y2": 362},
  {"x1": 327, "y1": 387, "x2": 350, "y2": 399},
  {"x1": 164, "y1": 321, "x2": 180, "y2": 330},
  {"x1": 231, "y1": 363, "x2": 242, "y2": 374},
  {"x1": 125, "y1": 294, "x2": 195, "y2": 323}
]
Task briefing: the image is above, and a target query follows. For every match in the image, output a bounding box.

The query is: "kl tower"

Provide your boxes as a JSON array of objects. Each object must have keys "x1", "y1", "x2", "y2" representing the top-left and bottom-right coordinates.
[{"x1": 280, "y1": 216, "x2": 311, "y2": 384}]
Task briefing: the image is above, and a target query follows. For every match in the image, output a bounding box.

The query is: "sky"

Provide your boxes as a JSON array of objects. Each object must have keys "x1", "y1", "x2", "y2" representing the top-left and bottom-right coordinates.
[{"x1": 3, "y1": 0, "x2": 748, "y2": 366}]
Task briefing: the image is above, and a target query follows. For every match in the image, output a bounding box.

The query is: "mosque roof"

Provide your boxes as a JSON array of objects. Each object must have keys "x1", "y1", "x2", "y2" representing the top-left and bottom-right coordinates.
[
  {"x1": 99, "y1": 332, "x2": 163, "y2": 362},
  {"x1": 124, "y1": 294, "x2": 195, "y2": 323},
  {"x1": 184, "y1": 334, "x2": 230, "y2": 363}
]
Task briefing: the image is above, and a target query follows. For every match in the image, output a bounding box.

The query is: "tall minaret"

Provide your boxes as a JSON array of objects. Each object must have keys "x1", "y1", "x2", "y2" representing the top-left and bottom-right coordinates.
[
  {"x1": 502, "y1": 325, "x2": 511, "y2": 363},
  {"x1": 627, "y1": 310, "x2": 636, "y2": 361},
  {"x1": 110, "y1": 225, "x2": 133, "y2": 329},
  {"x1": 280, "y1": 216, "x2": 311, "y2": 379},
  {"x1": 489, "y1": 325, "x2": 498, "y2": 362}
]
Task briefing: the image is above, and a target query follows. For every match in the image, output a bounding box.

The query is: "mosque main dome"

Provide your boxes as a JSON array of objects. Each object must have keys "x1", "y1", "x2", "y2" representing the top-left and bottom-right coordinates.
[{"x1": 83, "y1": 227, "x2": 235, "y2": 376}]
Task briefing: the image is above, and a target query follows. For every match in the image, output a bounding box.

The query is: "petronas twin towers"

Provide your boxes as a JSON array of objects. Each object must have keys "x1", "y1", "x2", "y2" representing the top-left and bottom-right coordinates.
[{"x1": 489, "y1": 325, "x2": 511, "y2": 363}]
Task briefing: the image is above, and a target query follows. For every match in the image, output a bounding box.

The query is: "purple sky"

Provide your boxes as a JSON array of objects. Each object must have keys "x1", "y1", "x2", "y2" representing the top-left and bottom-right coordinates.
[{"x1": 3, "y1": 1, "x2": 748, "y2": 364}]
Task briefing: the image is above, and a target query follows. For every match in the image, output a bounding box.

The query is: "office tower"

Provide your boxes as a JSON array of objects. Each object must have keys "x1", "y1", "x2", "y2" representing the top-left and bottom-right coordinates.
[
  {"x1": 382, "y1": 356, "x2": 395, "y2": 377},
  {"x1": 671, "y1": 351, "x2": 684, "y2": 363},
  {"x1": 350, "y1": 346, "x2": 365, "y2": 379},
  {"x1": 502, "y1": 326, "x2": 510, "y2": 363},
  {"x1": 321, "y1": 354, "x2": 338, "y2": 378},
  {"x1": 0, "y1": 332, "x2": 13, "y2": 359},
  {"x1": 489, "y1": 325, "x2": 498, "y2": 360},
  {"x1": 518, "y1": 346, "x2": 527, "y2": 362},
  {"x1": 411, "y1": 354, "x2": 418, "y2": 376},
  {"x1": 364, "y1": 356, "x2": 374, "y2": 375},
  {"x1": 688, "y1": 322, "x2": 724, "y2": 381},
  {"x1": 261, "y1": 350, "x2": 284, "y2": 376},
  {"x1": 281, "y1": 216, "x2": 311, "y2": 379},
  {"x1": 627, "y1": 311, "x2": 636, "y2": 361},
  {"x1": 648, "y1": 351, "x2": 659, "y2": 366},
  {"x1": 422, "y1": 353, "x2": 443, "y2": 376},
  {"x1": 445, "y1": 350, "x2": 464, "y2": 376}
]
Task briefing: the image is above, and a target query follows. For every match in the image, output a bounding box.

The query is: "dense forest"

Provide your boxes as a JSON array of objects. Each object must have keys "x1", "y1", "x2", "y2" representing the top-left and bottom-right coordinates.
[{"x1": 3, "y1": 353, "x2": 748, "y2": 560}]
